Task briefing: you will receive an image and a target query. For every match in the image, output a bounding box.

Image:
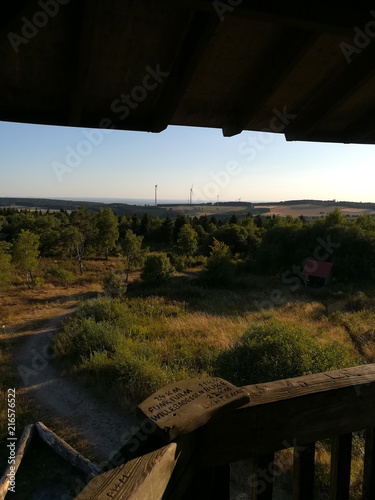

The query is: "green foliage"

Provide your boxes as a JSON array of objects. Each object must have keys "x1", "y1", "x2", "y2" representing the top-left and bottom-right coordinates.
[
  {"x1": 121, "y1": 229, "x2": 145, "y2": 280},
  {"x1": 46, "y1": 267, "x2": 75, "y2": 285},
  {"x1": 215, "y1": 321, "x2": 353, "y2": 385},
  {"x1": 12, "y1": 229, "x2": 40, "y2": 287},
  {"x1": 171, "y1": 254, "x2": 188, "y2": 271},
  {"x1": 0, "y1": 242, "x2": 13, "y2": 286},
  {"x1": 95, "y1": 208, "x2": 119, "y2": 259},
  {"x1": 203, "y1": 238, "x2": 234, "y2": 285},
  {"x1": 33, "y1": 276, "x2": 45, "y2": 288},
  {"x1": 141, "y1": 253, "x2": 175, "y2": 284},
  {"x1": 176, "y1": 224, "x2": 198, "y2": 256},
  {"x1": 103, "y1": 271, "x2": 127, "y2": 298}
]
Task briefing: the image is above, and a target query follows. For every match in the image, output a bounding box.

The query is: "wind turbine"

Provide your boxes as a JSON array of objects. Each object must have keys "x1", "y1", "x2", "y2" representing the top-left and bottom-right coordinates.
[
  {"x1": 190, "y1": 184, "x2": 194, "y2": 205},
  {"x1": 155, "y1": 185, "x2": 158, "y2": 206}
]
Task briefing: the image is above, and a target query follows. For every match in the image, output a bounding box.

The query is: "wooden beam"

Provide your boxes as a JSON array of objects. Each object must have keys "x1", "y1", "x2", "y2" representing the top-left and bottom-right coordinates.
[
  {"x1": 0, "y1": 424, "x2": 34, "y2": 500},
  {"x1": 68, "y1": 0, "x2": 100, "y2": 126},
  {"x1": 249, "y1": 453, "x2": 275, "y2": 500},
  {"x1": 197, "y1": 365, "x2": 375, "y2": 467},
  {"x1": 340, "y1": 104, "x2": 375, "y2": 144},
  {"x1": 36, "y1": 422, "x2": 100, "y2": 478},
  {"x1": 285, "y1": 42, "x2": 375, "y2": 141},
  {"x1": 75, "y1": 443, "x2": 178, "y2": 500},
  {"x1": 174, "y1": 0, "x2": 373, "y2": 37},
  {"x1": 151, "y1": 10, "x2": 221, "y2": 133},
  {"x1": 329, "y1": 434, "x2": 352, "y2": 500},
  {"x1": 222, "y1": 28, "x2": 316, "y2": 137},
  {"x1": 293, "y1": 442, "x2": 315, "y2": 500},
  {"x1": 363, "y1": 427, "x2": 375, "y2": 500}
]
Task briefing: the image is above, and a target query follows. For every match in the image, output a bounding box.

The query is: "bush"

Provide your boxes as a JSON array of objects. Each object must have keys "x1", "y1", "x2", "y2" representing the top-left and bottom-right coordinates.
[
  {"x1": 103, "y1": 271, "x2": 127, "y2": 298},
  {"x1": 141, "y1": 253, "x2": 175, "y2": 284},
  {"x1": 33, "y1": 277, "x2": 45, "y2": 288},
  {"x1": 46, "y1": 266, "x2": 74, "y2": 285},
  {"x1": 170, "y1": 254, "x2": 187, "y2": 272},
  {"x1": 215, "y1": 320, "x2": 353, "y2": 385}
]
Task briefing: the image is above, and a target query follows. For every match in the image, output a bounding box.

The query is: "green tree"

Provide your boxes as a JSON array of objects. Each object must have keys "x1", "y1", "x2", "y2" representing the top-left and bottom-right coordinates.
[
  {"x1": 70, "y1": 206, "x2": 97, "y2": 273},
  {"x1": 95, "y1": 208, "x2": 119, "y2": 260},
  {"x1": 204, "y1": 238, "x2": 234, "y2": 285},
  {"x1": 141, "y1": 253, "x2": 175, "y2": 284},
  {"x1": 0, "y1": 242, "x2": 13, "y2": 286},
  {"x1": 12, "y1": 229, "x2": 40, "y2": 288},
  {"x1": 121, "y1": 229, "x2": 145, "y2": 281},
  {"x1": 177, "y1": 224, "x2": 198, "y2": 257},
  {"x1": 160, "y1": 217, "x2": 174, "y2": 246}
]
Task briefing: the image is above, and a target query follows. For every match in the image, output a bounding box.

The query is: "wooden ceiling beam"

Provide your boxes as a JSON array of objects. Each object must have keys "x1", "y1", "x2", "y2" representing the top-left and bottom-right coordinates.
[
  {"x1": 150, "y1": 11, "x2": 221, "y2": 133},
  {"x1": 284, "y1": 42, "x2": 375, "y2": 142},
  {"x1": 67, "y1": 0, "x2": 100, "y2": 127},
  {"x1": 339, "y1": 105, "x2": 375, "y2": 144},
  {"x1": 222, "y1": 29, "x2": 317, "y2": 137},
  {"x1": 176, "y1": 0, "x2": 373, "y2": 37}
]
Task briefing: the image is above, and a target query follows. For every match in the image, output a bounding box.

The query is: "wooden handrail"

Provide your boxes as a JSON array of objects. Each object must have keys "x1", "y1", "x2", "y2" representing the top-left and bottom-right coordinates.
[
  {"x1": 197, "y1": 364, "x2": 375, "y2": 466},
  {"x1": 76, "y1": 364, "x2": 375, "y2": 499}
]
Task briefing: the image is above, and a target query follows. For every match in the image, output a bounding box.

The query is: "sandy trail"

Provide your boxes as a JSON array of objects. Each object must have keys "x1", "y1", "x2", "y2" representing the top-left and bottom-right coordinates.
[{"x1": 14, "y1": 310, "x2": 138, "y2": 463}]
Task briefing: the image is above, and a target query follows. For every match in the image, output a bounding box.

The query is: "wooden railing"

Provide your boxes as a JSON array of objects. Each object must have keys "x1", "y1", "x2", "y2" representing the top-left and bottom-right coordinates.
[{"x1": 76, "y1": 364, "x2": 375, "y2": 500}]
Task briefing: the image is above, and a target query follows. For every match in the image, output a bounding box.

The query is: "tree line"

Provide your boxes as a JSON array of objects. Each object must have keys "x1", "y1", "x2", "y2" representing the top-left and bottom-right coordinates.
[{"x1": 1, "y1": 206, "x2": 375, "y2": 287}]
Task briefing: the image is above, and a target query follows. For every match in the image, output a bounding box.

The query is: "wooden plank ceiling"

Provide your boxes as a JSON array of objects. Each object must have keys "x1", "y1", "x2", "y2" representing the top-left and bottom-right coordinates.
[{"x1": 1, "y1": 0, "x2": 375, "y2": 144}]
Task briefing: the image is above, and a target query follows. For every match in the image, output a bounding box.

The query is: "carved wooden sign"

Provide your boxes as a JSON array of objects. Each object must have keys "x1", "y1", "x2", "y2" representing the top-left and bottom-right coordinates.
[{"x1": 137, "y1": 378, "x2": 250, "y2": 442}]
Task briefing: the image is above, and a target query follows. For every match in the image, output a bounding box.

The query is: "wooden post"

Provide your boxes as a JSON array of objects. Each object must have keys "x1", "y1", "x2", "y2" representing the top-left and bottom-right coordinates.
[
  {"x1": 0, "y1": 424, "x2": 34, "y2": 500},
  {"x1": 329, "y1": 433, "x2": 352, "y2": 500},
  {"x1": 363, "y1": 427, "x2": 375, "y2": 500},
  {"x1": 293, "y1": 442, "x2": 315, "y2": 500},
  {"x1": 249, "y1": 453, "x2": 275, "y2": 500},
  {"x1": 35, "y1": 422, "x2": 100, "y2": 477}
]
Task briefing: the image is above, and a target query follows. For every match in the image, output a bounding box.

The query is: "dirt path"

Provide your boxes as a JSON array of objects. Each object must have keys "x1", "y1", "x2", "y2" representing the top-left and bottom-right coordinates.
[{"x1": 14, "y1": 310, "x2": 138, "y2": 463}]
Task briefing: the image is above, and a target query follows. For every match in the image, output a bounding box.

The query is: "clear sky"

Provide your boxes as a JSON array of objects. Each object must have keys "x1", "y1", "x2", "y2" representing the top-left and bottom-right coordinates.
[{"x1": 0, "y1": 120, "x2": 374, "y2": 203}]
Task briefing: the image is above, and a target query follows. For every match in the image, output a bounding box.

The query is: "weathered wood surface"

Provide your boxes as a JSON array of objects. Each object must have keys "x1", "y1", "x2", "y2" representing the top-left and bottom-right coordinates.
[
  {"x1": 197, "y1": 364, "x2": 375, "y2": 466},
  {"x1": 137, "y1": 378, "x2": 250, "y2": 442},
  {"x1": 0, "y1": 424, "x2": 34, "y2": 500},
  {"x1": 75, "y1": 443, "x2": 178, "y2": 500},
  {"x1": 36, "y1": 422, "x2": 100, "y2": 477},
  {"x1": 329, "y1": 434, "x2": 352, "y2": 500},
  {"x1": 293, "y1": 442, "x2": 315, "y2": 500}
]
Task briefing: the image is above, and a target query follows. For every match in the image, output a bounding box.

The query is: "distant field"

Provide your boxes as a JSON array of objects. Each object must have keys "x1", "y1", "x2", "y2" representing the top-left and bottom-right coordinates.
[
  {"x1": 161, "y1": 204, "x2": 253, "y2": 217},
  {"x1": 254, "y1": 204, "x2": 375, "y2": 218}
]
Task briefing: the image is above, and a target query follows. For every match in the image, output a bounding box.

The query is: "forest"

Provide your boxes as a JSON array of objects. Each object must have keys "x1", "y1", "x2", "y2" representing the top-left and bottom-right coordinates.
[{"x1": 1, "y1": 205, "x2": 375, "y2": 288}]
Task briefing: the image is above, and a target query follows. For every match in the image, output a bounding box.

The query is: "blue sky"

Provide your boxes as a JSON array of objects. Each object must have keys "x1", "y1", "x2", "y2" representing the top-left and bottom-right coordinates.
[{"x1": 0, "y1": 120, "x2": 374, "y2": 203}]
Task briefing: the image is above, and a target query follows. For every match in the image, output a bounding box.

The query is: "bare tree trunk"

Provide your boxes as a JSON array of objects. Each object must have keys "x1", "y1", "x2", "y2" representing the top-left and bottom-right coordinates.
[{"x1": 26, "y1": 271, "x2": 30, "y2": 289}]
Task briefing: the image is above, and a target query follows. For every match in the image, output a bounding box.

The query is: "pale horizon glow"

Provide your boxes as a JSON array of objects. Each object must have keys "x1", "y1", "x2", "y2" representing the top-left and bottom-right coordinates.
[{"x1": 1, "y1": 120, "x2": 374, "y2": 204}]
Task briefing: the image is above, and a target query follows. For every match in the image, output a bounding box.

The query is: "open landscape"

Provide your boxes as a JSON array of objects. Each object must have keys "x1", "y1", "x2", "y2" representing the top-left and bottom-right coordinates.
[{"x1": 1, "y1": 200, "x2": 375, "y2": 497}]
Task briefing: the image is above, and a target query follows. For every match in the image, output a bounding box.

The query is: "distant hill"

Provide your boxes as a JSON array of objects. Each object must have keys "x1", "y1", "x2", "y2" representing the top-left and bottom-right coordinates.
[
  {"x1": 255, "y1": 199, "x2": 375, "y2": 210},
  {"x1": 0, "y1": 197, "x2": 171, "y2": 217}
]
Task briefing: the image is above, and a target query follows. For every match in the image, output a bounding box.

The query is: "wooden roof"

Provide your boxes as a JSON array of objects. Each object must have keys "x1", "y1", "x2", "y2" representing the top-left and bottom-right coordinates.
[
  {"x1": 1, "y1": 1, "x2": 375, "y2": 144},
  {"x1": 302, "y1": 260, "x2": 333, "y2": 278}
]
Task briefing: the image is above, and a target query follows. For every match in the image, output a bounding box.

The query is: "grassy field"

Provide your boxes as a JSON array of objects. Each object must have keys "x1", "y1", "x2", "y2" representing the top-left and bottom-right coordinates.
[
  {"x1": 254, "y1": 203, "x2": 375, "y2": 218},
  {"x1": 1, "y1": 256, "x2": 374, "y2": 498}
]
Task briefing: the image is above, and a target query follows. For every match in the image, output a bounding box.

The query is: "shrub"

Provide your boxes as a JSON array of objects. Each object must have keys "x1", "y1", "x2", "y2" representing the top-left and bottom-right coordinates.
[
  {"x1": 46, "y1": 266, "x2": 74, "y2": 285},
  {"x1": 33, "y1": 277, "x2": 45, "y2": 288},
  {"x1": 141, "y1": 253, "x2": 175, "y2": 284},
  {"x1": 170, "y1": 254, "x2": 187, "y2": 272},
  {"x1": 215, "y1": 320, "x2": 353, "y2": 385},
  {"x1": 103, "y1": 271, "x2": 127, "y2": 298}
]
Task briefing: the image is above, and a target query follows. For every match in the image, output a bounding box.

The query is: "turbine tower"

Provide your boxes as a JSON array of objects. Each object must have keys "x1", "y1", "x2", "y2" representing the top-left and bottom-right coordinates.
[
  {"x1": 155, "y1": 185, "x2": 158, "y2": 206},
  {"x1": 190, "y1": 184, "x2": 194, "y2": 205}
]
